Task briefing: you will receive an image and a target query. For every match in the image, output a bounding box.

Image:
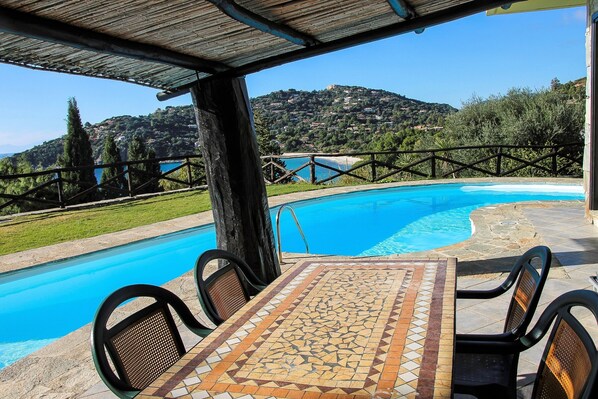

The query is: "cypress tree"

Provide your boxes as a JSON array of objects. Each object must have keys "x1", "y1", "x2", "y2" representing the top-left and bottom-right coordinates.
[
  {"x1": 145, "y1": 148, "x2": 162, "y2": 193},
  {"x1": 60, "y1": 98, "x2": 97, "y2": 203},
  {"x1": 100, "y1": 133, "x2": 126, "y2": 198},
  {"x1": 127, "y1": 135, "x2": 162, "y2": 194},
  {"x1": 255, "y1": 110, "x2": 290, "y2": 183}
]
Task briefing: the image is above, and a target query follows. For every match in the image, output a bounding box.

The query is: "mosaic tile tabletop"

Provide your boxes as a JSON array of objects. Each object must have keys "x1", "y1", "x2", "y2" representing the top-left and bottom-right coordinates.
[{"x1": 139, "y1": 259, "x2": 456, "y2": 399}]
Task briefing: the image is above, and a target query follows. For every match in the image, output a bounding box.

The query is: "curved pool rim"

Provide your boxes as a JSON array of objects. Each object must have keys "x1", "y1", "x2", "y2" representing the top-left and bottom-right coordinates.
[{"x1": 0, "y1": 177, "x2": 584, "y2": 276}]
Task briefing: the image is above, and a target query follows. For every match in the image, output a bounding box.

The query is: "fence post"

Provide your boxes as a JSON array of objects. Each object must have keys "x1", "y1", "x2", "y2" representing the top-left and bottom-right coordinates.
[
  {"x1": 186, "y1": 157, "x2": 193, "y2": 188},
  {"x1": 57, "y1": 171, "x2": 65, "y2": 208},
  {"x1": 496, "y1": 146, "x2": 502, "y2": 176},
  {"x1": 310, "y1": 155, "x2": 316, "y2": 184},
  {"x1": 126, "y1": 162, "x2": 134, "y2": 197},
  {"x1": 370, "y1": 154, "x2": 376, "y2": 182},
  {"x1": 552, "y1": 146, "x2": 558, "y2": 176},
  {"x1": 430, "y1": 152, "x2": 436, "y2": 178},
  {"x1": 271, "y1": 156, "x2": 276, "y2": 183}
]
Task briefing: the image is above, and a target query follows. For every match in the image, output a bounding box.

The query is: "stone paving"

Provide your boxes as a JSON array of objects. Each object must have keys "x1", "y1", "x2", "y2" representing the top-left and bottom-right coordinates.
[{"x1": 1, "y1": 179, "x2": 597, "y2": 398}]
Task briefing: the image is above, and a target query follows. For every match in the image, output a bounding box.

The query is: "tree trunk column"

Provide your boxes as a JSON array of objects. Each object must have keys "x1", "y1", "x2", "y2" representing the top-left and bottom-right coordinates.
[{"x1": 191, "y1": 77, "x2": 280, "y2": 283}]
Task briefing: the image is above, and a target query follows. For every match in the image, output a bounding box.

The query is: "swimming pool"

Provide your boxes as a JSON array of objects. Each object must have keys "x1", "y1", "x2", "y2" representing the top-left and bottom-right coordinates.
[{"x1": 0, "y1": 182, "x2": 584, "y2": 369}]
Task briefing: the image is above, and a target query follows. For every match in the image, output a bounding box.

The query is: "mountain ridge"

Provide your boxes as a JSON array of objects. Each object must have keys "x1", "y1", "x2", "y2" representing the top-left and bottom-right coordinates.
[{"x1": 10, "y1": 85, "x2": 455, "y2": 168}]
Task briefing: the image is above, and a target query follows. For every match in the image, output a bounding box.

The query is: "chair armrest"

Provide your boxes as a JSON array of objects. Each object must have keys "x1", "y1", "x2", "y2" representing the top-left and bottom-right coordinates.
[
  {"x1": 244, "y1": 278, "x2": 267, "y2": 296},
  {"x1": 456, "y1": 338, "x2": 521, "y2": 355},
  {"x1": 456, "y1": 286, "x2": 508, "y2": 299},
  {"x1": 456, "y1": 331, "x2": 517, "y2": 343}
]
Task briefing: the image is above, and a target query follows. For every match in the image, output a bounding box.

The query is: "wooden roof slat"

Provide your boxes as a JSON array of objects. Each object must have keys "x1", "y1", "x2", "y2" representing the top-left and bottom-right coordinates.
[
  {"x1": 0, "y1": 5, "x2": 229, "y2": 74},
  {"x1": 0, "y1": 32, "x2": 204, "y2": 89}
]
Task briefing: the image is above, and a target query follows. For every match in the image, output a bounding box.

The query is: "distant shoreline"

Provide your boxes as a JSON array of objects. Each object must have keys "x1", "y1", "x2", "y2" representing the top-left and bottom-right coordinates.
[{"x1": 282, "y1": 152, "x2": 362, "y2": 166}]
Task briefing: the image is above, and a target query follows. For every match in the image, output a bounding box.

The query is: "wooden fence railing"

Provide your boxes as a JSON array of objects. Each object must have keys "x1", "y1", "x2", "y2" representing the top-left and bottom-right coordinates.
[
  {"x1": 0, "y1": 143, "x2": 584, "y2": 215},
  {"x1": 262, "y1": 143, "x2": 583, "y2": 184},
  {"x1": 0, "y1": 155, "x2": 205, "y2": 214}
]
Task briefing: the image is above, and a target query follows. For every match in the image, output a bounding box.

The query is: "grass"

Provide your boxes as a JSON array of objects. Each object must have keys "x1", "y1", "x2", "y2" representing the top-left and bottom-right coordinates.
[{"x1": 0, "y1": 183, "x2": 324, "y2": 256}]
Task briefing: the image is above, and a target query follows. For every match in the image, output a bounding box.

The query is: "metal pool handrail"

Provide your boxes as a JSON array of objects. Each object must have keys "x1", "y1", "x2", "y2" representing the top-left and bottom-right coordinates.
[{"x1": 275, "y1": 204, "x2": 309, "y2": 263}]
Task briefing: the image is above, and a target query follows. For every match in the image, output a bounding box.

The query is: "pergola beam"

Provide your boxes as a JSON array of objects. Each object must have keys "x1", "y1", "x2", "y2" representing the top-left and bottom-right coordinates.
[
  {"x1": 206, "y1": 0, "x2": 320, "y2": 47},
  {"x1": 0, "y1": 6, "x2": 229, "y2": 74},
  {"x1": 387, "y1": 0, "x2": 417, "y2": 19},
  {"x1": 158, "y1": 0, "x2": 520, "y2": 100}
]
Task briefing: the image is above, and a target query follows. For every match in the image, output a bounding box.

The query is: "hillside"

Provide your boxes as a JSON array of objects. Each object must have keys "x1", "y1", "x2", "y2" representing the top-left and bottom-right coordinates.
[
  {"x1": 18, "y1": 107, "x2": 200, "y2": 169},
  {"x1": 252, "y1": 85, "x2": 456, "y2": 152},
  {"x1": 13, "y1": 85, "x2": 456, "y2": 168}
]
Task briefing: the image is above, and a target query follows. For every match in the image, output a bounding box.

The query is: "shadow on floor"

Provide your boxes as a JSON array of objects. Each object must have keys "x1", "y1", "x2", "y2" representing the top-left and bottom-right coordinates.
[{"x1": 456, "y1": 255, "x2": 560, "y2": 277}]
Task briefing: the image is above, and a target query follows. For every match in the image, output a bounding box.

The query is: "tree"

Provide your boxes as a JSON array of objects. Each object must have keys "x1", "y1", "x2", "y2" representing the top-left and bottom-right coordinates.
[
  {"x1": 443, "y1": 87, "x2": 584, "y2": 147},
  {"x1": 369, "y1": 129, "x2": 422, "y2": 164},
  {"x1": 550, "y1": 77, "x2": 561, "y2": 91},
  {"x1": 0, "y1": 156, "x2": 56, "y2": 215},
  {"x1": 160, "y1": 156, "x2": 206, "y2": 191},
  {"x1": 255, "y1": 110, "x2": 291, "y2": 183},
  {"x1": 127, "y1": 135, "x2": 162, "y2": 194},
  {"x1": 145, "y1": 148, "x2": 162, "y2": 193},
  {"x1": 256, "y1": 110, "x2": 281, "y2": 156},
  {"x1": 59, "y1": 98, "x2": 97, "y2": 203},
  {"x1": 441, "y1": 85, "x2": 584, "y2": 177},
  {"x1": 100, "y1": 134, "x2": 127, "y2": 198}
]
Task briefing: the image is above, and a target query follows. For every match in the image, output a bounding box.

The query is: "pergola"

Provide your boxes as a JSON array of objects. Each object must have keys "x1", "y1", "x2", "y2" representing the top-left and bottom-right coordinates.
[{"x1": 1, "y1": 0, "x2": 592, "y2": 283}]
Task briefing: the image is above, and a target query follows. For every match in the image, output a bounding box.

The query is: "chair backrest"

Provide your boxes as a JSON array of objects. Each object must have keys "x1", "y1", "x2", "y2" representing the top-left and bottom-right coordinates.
[
  {"x1": 195, "y1": 249, "x2": 267, "y2": 325},
  {"x1": 502, "y1": 246, "x2": 552, "y2": 335},
  {"x1": 524, "y1": 290, "x2": 598, "y2": 399},
  {"x1": 91, "y1": 284, "x2": 211, "y2": 399}
]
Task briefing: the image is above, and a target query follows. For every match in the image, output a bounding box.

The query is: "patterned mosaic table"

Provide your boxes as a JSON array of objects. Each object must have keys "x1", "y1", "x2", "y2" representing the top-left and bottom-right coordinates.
[{"x1": 139, "y1": 259, "x2": 456, "y2": 399}]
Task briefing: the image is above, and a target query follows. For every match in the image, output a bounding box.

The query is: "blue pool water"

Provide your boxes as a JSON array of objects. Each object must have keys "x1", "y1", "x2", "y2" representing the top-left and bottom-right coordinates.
[{"x1": 0, "y1": 183, "x2": 584, "y2": 369}]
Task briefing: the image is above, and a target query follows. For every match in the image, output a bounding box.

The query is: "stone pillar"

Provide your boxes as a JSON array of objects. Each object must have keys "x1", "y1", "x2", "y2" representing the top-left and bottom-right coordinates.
[{"x1": 191, "y1": 77, "x2": 281, "y2": 283}]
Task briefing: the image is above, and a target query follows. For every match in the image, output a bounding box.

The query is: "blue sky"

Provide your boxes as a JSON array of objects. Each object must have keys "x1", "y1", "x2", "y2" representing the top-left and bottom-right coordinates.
[{"x1": 0, "y1": 7, "x2": 587, "y2": 153}]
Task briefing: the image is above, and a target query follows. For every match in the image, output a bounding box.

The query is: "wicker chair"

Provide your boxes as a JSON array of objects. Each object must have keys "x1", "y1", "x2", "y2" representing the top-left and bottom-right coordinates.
[
  {"x1": 90, "y1": 284, "x2": 212, "y2": 399},
  {"x1": 455, "y1": 289, "x2": 598, "y2": 399},
  {"x1": 194, "y1": 249, "x2": 267, "y2": 326},
  {"x1": 453, "y1": 245, "x2": 552, "y2": 398}
]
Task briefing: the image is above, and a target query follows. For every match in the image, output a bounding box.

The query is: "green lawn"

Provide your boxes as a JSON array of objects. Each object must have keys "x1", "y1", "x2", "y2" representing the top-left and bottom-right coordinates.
[{"x1": 0, "y1": 184, "x2": 323, "y2": 256}]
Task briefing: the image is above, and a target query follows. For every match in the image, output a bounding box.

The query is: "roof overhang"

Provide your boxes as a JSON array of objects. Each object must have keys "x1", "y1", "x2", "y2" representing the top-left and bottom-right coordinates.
[
  {"x1": 487, "y1": 0, "x2": 585, "y2": 15},
  {"x1": 0, "y1": 0, "x2": 519, "y2": 101}
]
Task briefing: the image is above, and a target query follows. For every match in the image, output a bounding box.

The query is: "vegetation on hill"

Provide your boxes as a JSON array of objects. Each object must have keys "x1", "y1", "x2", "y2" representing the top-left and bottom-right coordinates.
[
  {"x1": 442, "y1": 78, "x2": 585, "y2": 148},
  {"x1": 11, "y1": 85, "x2": 456, "y2": 169},
  {"x1": 340, "y1": 78, "x2": 586, "y2": 182},
  {"x1": 251, "y1": 85, "x2": 456, "y2": 152}
]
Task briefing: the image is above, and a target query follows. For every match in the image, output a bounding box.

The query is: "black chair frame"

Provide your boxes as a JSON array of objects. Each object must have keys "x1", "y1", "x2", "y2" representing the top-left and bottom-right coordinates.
[
  {"x1": 456, "y1": 245, "x2": 552, "y2": 342},
  {"x1": 456, "y1": 289, "x2": 598, "y2": 399},
  {"x1": 194, "y1": 249, "x2": 267, "y2": 326},
  {"x1": 91, "y1": 284, "x2": 212, "y2": 399}
]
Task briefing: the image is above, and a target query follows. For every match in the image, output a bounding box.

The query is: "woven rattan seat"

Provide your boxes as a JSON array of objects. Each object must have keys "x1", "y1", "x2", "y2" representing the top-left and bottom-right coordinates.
[
  {"x1": 455, "y1": 289, "x2": 598, "y2": 399},
  {"x1": 454, "y1": 245, "x2": 552, "y2": 398},
  {"x1": 90, "y1": 284, "x2": 212, "y2": 399},
  {"x1": 194, "y1": 249, "x2": 267, "y2": 326}
]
